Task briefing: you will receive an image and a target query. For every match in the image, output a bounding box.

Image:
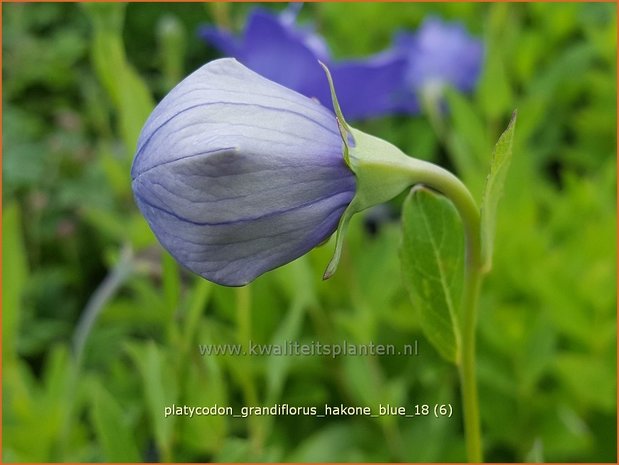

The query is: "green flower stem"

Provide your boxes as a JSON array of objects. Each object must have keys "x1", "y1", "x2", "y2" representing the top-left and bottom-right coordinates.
[
  {"x1": 235, "y1": 286, "x2": 265, "y2": 456},
  {"x1": 73, "y1": 243, "x2": 134, "y2": 365},
  {"x1": 459, "y1": 254, "x2": 483, "y2": 463},
  {"x1": 398, "y1": 157, "x2": 484, "y2": 463}
]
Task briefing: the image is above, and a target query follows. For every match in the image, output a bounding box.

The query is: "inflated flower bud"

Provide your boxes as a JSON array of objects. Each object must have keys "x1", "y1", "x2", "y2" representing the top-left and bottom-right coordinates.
[{"x1": 132, "y1": 58, "x2": 355, "y2": 286}]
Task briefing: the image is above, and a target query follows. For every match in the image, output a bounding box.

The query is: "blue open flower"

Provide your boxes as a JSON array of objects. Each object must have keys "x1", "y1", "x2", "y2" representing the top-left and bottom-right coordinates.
[
  {"x1": 131, "y1": 58, "x2": 355, "y2": 286},
  {"x1": 200, "y1": 9, "x2": 484, "y2": 119},
  {"x1": 394, "y1": 17, "x2": 484, "y2": 111},
  {"x1": 199, "y1": 7, "x2": 409, "y2": 120}
]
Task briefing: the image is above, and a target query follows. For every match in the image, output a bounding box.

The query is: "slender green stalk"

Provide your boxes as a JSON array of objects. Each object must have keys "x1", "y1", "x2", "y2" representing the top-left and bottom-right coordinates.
[
  {"x1": 236, "y1": 285, "x2": 252, "y2": 346},
  {"x1": 400, "y1": 158, "x2": 484, "y2": 462},
  {"x1": 68, "y1": 244, "x2": 134, "y2": 458},
  {"x1": 73, "y1": 243, "x2": 134, "y2": 365},
  {"x1": 235, "y1": 286, "x2": 265, "y2": 456},
  {"x1": 459, "y1": 261, "x2": 483, "y2": 462}
]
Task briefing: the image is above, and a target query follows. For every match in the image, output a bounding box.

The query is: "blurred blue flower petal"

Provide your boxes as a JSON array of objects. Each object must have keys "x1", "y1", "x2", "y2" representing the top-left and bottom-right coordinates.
[
  {"x1": 198, "y1": 26, "x2": 241, "y2": 57},
  {"x1": 395, "y1": 17, "x2": 484, "y2": 95},
  {"x1": 199, "y1": 7, "x2": 409, "y2": 120},
  {"x1": 132, "y1": 58, "x2": 355, "y2": 286},
  {"x1": 331, "y1": 52, "x2": 413, "y2": 119},
  {"x1": 199, "y1": 8, "x2": 330, "y2": 105}
]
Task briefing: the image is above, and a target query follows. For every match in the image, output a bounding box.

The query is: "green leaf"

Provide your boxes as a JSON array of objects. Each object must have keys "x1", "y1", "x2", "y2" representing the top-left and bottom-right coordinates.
[
  {"x1": 180, "y1": 278, "x2": 212, "y2": 355},
  {"x1": 288, "y1": 424, "x2": 362, "y2": 462},
  {"x1": 555, "y1": 354, "x2": 616, "y2": 412},
  {"x1": 443, "y1": 87, "x2": 489, "y2": 187},
  {"x1": 80, "y1": 205, "x2": 128, "y2": 242},
  {"x1": 400, "y1": 187, "x2": 464, "y2": 363},
  {"x1": 265, "y1": 301, "x2": 305, "y2": 403},
  {"x1": 82, "y1": 3, "x2": 154, "y2": 153},
  {"x1": 265, "y1": 259, "x2": 315, "y2": 403},
  {"x1": 2, "y1": 203, "x2": 27, "y2": 364},
  {"x1": 157, "y1": 15, "x2": 186, "y2": 92},
  {"x1": 477, "y1": 3, "x2": 514, "y2": 119},
  {"x1": 89, "y1": 380, "x2": 141, "y2": 462},
  {"x1": 161, "y1": 251, "x2": 181, "y2": 323},
  {"x1": 126, "y1": 341, "x2": 178, "y2": 461},
  {"x1": 177, "y1": 355, "x2": 228, "y2": 454},
  {"x1": 4, "y1": 346, "x2": 78, "y2": 462},
  {"x1": 480, "y1": 111, "x2": 517, "y2": 271},
  {"x1": 97, "y1": 142, "x2": 132, "y2": 198}
]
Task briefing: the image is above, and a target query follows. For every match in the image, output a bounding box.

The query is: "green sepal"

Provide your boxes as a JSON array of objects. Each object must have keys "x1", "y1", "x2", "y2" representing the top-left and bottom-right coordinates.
[
  {"x1": 319, "y1": 61, "x2": 451, "y2": 280},
  {"x1": 322, "y1": 197, "x2": 359, "y2": 280},
  {"x1": 320, "y1": 61, "x2": 354, "y2": 278},
  {"x1": 319, "y1": 61, "x2": 353, "y2": 166}
]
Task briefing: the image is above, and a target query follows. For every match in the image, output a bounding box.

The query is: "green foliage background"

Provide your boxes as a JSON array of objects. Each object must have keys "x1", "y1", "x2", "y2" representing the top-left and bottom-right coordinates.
[{"x1": 3, "y1": 2, "x2": 616, "y2": 462}]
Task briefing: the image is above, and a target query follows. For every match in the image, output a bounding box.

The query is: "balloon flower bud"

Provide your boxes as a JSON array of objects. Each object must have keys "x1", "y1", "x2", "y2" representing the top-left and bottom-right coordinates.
[{"x1": 132, "y1": 58, "x2": 454, "y2": 286}]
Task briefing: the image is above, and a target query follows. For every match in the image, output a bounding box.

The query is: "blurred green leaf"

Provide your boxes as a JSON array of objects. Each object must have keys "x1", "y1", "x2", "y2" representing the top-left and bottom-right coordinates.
[
  {"x1": 4, "y1": 4, "x2": 87, "y2": 98},
  {"x1": 444, "y1": 88, "x2": 489, "y2": 185},
  {"x1": 157, "y1": 14, "x2": 186, "y2": 91},
  {"x1": 266, "y1": 301, "x2": 305, "y2": 403},
  {"x1": 178, "y1": 354, "x2": 228, "y2": 454},
  {"x1": 477, "y1": 48, "x2": 512, "y2": 120},
  {"x1": 129, "y1": 214, "x2": 158, "y2": 250},
  {"x1": 555, "y1": 354, "x2": 616, "y2": 412},
  {"x1": 400, "y1": 187, "x2": 464, "y2": 363},
  {"x1": 213, "y1": 438, "x2": 253, "y2": 462},
  {"x1": 2, "y1": 105, "x2": 47, "y2": 198},
  {"x1": 97, "y1": 143, "x2": 132, "y2": 198},
  {"x1": 180, "y1": 278, "x2": 212, "y2": 355},
  {"x1": 24, "y1": 346, "x2": 79, "y2": 461},
  {"x1": 2, "y1": 203, "x2": 28, "y2": 363},
  {"x1": 400, "y1": 382, "x2": 461, "y2": 461},
  {"x1": 161, "y1": 251, "x2": 181, "y2": 323},
  {"x1": 480, "y1": 111, "x2": 517, "y2": 271},
  {"x1": 89, "y1": 380, "x2": 141, "y2": 462},
  {"x1": 83, "y1": 3, "x2": 154, "y2": 152},
  {"x1": 288, "y1": 424, "x2": 364, "y2": 462},
  {"x1": 477, "y1": 3, "x2": 514, "y2": 119},
  {"x1": 126, "y1": 341, "x2": 178, "y2": 461},
  {"x1": 540, "y1": 405, "x2": 593, "y2": 460},
  {"x1": 244, "y1": 264, "x2": 310, "y2": 379},
  {"x1": 80, "y1": 205, "x2": 128, "y2": 242},
  {"x1": 517, "y1": 44, "x2": 595, "y2": 144}
]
